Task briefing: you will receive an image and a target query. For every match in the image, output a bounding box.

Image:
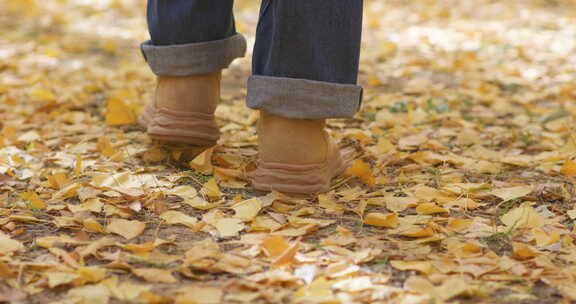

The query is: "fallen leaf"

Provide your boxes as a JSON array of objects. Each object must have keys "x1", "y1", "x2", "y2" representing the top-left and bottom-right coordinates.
[
  {"x1": 332, "y1": 276, "x2": 373, "y2": 292},
  {"x1": 512, "y1": 242, "x2": 540, "y2": 259},
  {"x1": 232, "y1": 198, "x2": 262, "y2": 221},
  {"x1": 106, "y1": 97, "x2": 135, "y2": 126},
  {"x1": 272, "y1": 240, "x2": 301, "y2": 268},
  {"x1": 176, "y1": 286, "x2": 223, "y2": 304},
  {"x1": 416, "y1": 203, "x2": 449, "y2": 215},
  {"x1": 214, "y1": 218, "x2": 244, "y2": 238},
  {"x1": 201, "y1": 178, "x2": 221, "y2": 198},
  {"x1": 0, "y1": 235, "x2": 23, "y2": 256},
  {"x1": 364, "y1": 212, "x2": 399, "y2": 228},
  {"x1": 106, "y1": 219, "x2": 146, "y2": 239},
  {"x1": 261, "y1": 235, "x2": 290, "y2": 259},
  {"x1": 83, "y1": 218, "x2": 106, "y2": 233},
  {"x1": 390, "y1": 260, "x2": 434, "y2": 274},
  {"x1": 490, "y1": 185, "x2": 532, "y2": 202},
  {"x1": 68, "y1": 284, "x2": 110, "y2": 304},
  {"x1": 294, "y1": 277, "x2": 336, "y2": 303},
  {"x1": 133, "y1": 268, "x2": 178, "y2": 284},
  {"x1": 501, "y1": 204, "x2": 544, "y2": 229},
  {"x1": 160, "y1": 211, "x2": 198, "y2": 229},
  {"x1": 47, "y1": 272, "x2": 80, "y2": 288},
  {"x1": 435, "y1": 277, "x2": 470, "y2": 300},
  {"x1": 190, "y1": 148, "x2": 214, "y2": 174},
  {"x1": 344, "y1": 159, "x2": 375, "y2": 186},
  {"x1": 560, "y1": 160, "x2": 576, "y2": 176}
]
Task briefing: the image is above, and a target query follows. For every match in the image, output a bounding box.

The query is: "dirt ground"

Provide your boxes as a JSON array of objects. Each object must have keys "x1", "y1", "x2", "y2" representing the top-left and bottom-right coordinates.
[{"x1": 1, "y1": 0, "x2": 576, "y2": 303}]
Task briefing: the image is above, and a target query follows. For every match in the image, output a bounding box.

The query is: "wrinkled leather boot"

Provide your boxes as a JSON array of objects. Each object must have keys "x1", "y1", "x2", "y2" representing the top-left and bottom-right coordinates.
[
  {"x1": 139, "y1": 72, "x2": 221, "y2": 146},
  {"x1": 251, "y1": 111, "x2": 354, "y2": 194}
]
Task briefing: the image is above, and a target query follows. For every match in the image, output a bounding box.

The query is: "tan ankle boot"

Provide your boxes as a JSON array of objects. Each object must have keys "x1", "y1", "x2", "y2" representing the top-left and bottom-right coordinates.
[
  {"x1": 251, "y1": 111, "x2": 354, "y2": 194},
  {"x1": 139, "y1": 72, "x2": 221, "y2": 146}
]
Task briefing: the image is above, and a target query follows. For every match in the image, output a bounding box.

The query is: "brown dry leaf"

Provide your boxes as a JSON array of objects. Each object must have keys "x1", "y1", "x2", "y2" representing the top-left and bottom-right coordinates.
[
  {"x1": 364, "y1": 212, "x2": 399, "y2": 228},
  {"x1": 133, "y1": 268, "x2": 178, "y2": 284},
  {"x1": 106, "y1": 218, "x2": 146, "y2": 240}
]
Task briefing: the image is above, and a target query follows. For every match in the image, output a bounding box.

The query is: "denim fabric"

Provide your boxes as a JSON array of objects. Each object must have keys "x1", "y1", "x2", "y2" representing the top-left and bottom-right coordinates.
[
  {"x1": 147, "y1": 1, "x2": 237, "y2": 45},
  {"x1": 253, "y1": 0, "x2": 363, "y2": 85},
  {"x1": 143, "y1": 0, "x2": 364, "y2": 119}
]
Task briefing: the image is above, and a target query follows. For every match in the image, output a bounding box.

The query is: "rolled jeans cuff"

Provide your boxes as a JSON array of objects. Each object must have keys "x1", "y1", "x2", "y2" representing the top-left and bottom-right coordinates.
[
  {"x1": 141, "y1": 33, "x2": 247, "y2": 76},
  {"x1": 246, "y1": 75, "x2": 363, "y2": 119}
]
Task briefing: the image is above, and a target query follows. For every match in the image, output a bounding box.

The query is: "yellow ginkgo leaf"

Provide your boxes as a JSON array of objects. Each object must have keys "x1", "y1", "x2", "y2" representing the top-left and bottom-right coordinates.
[
  {"x1": 416, "y1": 203, "x2": 449, "y2": 215},
  {"x1": 106, "y1": 219, "x2": 145, "y2": 240},
  {"x1": 364, "y1": 213, "x2": 398, "y2": 228},
  {"x1": 232, "y1": 198, "x2": 262, "y2": 221},
  {"x1": 201, "y1": 178, "x2": 221, "y2": 198},
  {"x1": 106, "y1": 97, "x2": 135, "y2": 126},
  {"x1": 344, "y1": 159, "x2": 375, "y2": 187},
  {"x1": 390, "y1": 260, "x2": 434, "y2": 274}
]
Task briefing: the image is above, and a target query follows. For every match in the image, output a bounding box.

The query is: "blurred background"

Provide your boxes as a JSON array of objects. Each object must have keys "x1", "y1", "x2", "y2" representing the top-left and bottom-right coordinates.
[
  {"x1": 1, "y1": 0, "x2": 576, "y2": 161},
  {"x1": 2, "y1": 1, "x2": 576, "y2": 302},
  {"x1": 2, "y1": 0, "x2": 576, "y2": 114}
]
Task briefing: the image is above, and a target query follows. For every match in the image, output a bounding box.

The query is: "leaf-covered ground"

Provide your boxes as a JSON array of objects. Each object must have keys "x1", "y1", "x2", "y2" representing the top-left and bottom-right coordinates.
[{"x1": 2, "y1": 0, "x2": 576, "y2": 303}]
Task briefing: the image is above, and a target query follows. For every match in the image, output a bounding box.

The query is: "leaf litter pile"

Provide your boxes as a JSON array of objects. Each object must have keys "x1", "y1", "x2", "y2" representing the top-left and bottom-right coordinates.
[{"x1": 2, "y1": 0, "x2": 576, "y2": 303}]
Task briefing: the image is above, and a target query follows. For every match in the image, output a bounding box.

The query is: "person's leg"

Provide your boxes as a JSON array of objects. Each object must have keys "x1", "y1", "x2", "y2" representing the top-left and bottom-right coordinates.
[
  {"x1": 140, "y1": 0, "x2": 247, "y2": 145},
  {"x1": 248, "y1": 0, "x2": 363, "y2": 194}
]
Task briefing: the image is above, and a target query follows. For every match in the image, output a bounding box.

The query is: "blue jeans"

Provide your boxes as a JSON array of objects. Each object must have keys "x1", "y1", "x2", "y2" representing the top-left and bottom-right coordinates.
[{"x1": 142, "y1": 0, "x2": 364, "y2": 119}]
